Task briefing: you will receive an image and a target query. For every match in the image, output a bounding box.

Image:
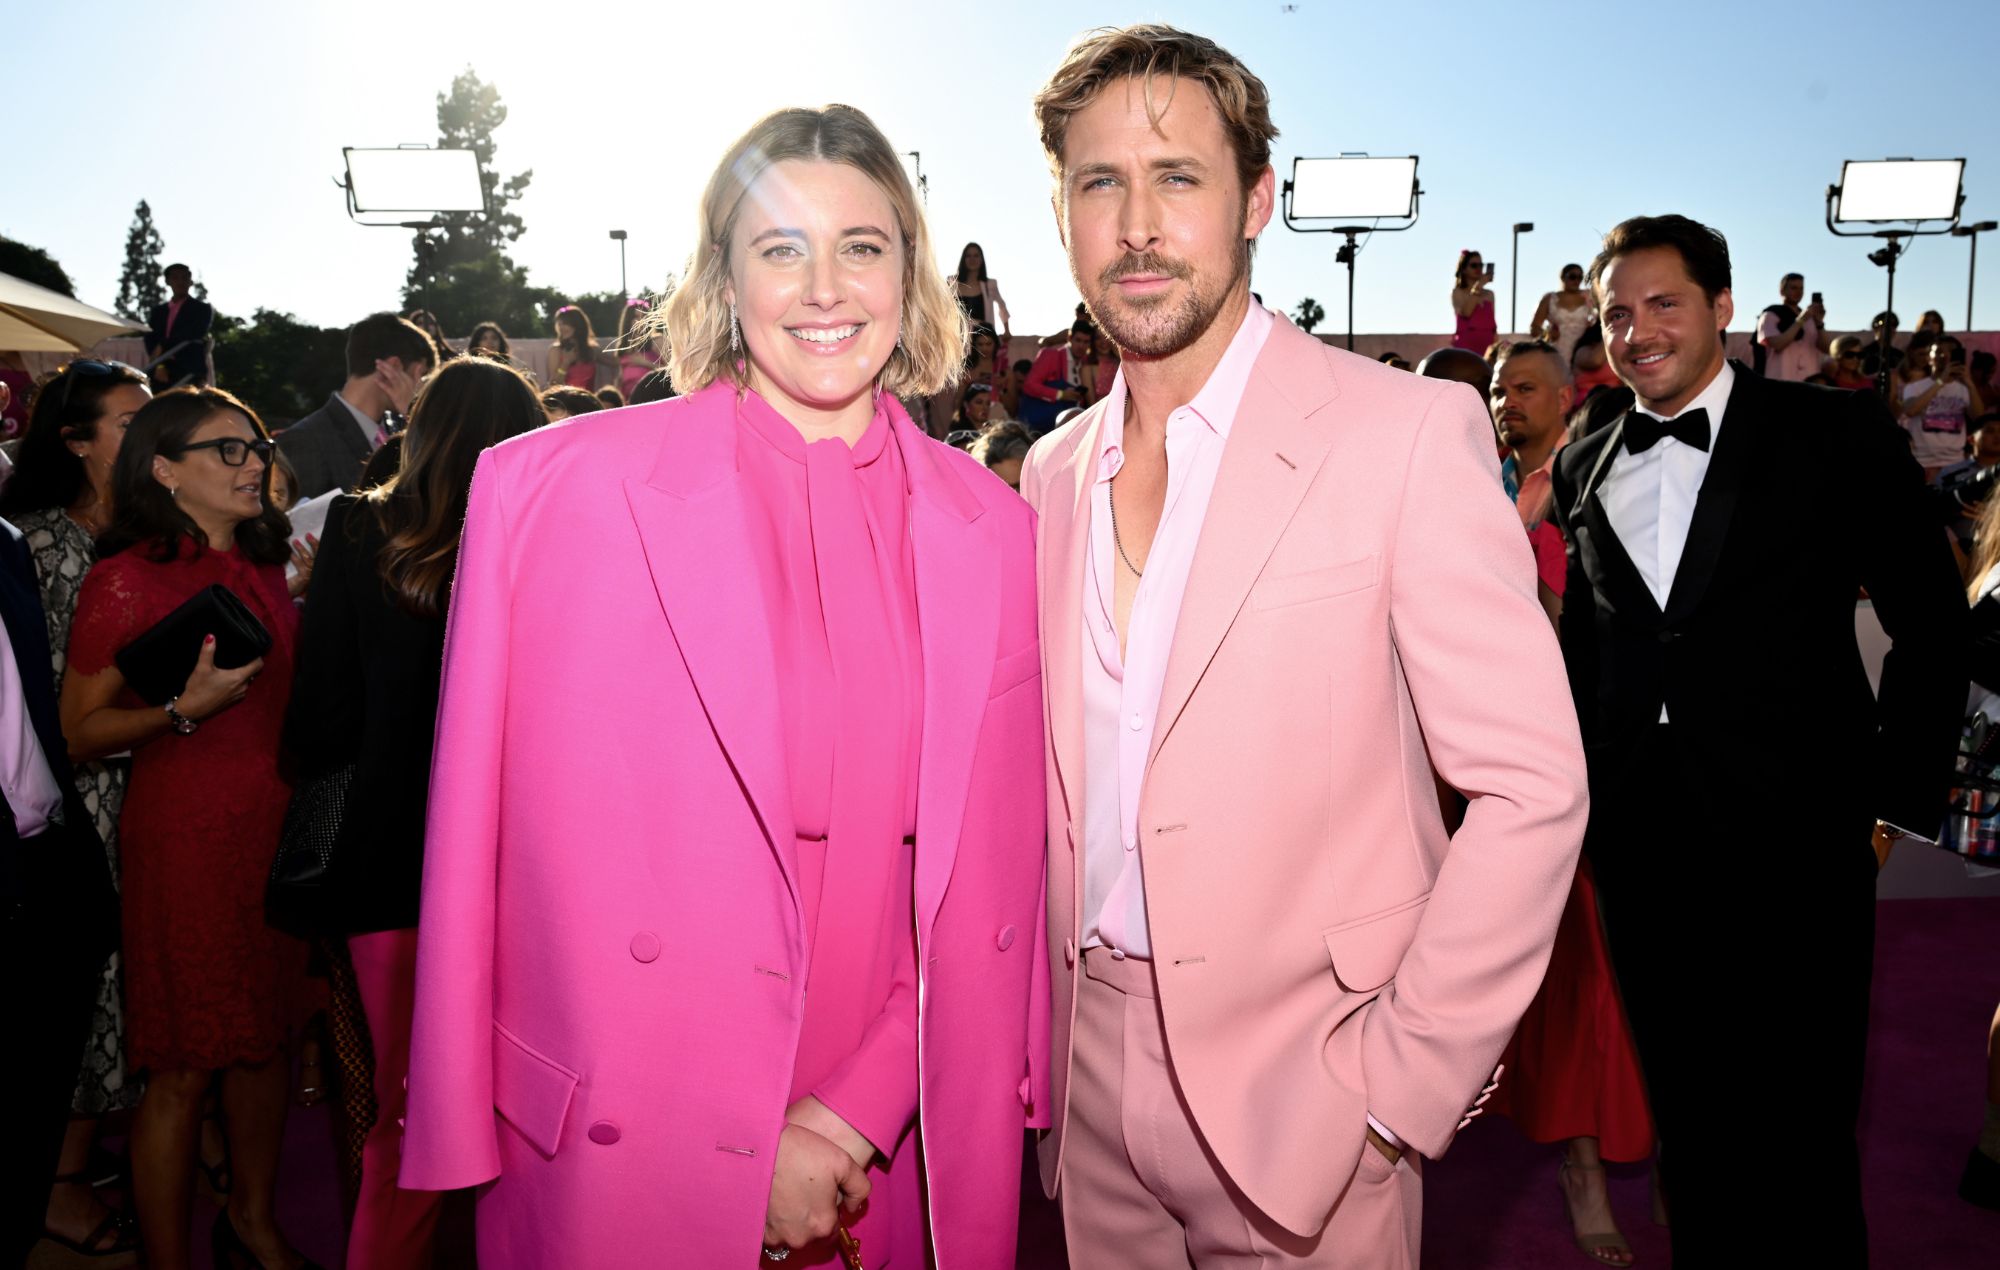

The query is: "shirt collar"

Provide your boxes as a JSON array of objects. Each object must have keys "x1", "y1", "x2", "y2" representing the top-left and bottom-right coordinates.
[
  {"x1": 1093, "y1": 301, "x2": 1275, "y2": 482},
  {"x1": 1632, "y1": 358, "x2": 1734, "y2": 430},
  {"x1": 335, "y1": 390, "x2": 380, "y2": 436}
]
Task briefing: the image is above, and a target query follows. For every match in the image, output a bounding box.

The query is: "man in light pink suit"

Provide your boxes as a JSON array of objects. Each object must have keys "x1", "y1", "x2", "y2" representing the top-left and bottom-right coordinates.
[{"x1": 1021, "y1": 27, "x2": 1590, "y2": 1267}]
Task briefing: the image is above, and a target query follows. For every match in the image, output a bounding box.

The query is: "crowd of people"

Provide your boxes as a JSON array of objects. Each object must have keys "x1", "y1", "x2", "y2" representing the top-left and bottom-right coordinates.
[{"x1": 3, "y1": 20, "x2": 1998, "y2": 1270}]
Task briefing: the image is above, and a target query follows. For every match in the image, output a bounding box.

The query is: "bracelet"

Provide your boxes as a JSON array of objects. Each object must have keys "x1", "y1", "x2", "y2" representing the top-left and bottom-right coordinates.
[{"x1": 164, "y1": 697, "x2": 199, "y2": 736}]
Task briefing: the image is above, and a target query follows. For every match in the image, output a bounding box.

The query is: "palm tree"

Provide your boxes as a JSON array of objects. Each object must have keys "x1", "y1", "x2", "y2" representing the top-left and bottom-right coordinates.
[{"x1": 1293, "y1": 296, "x2": 1325, "y2": 333}]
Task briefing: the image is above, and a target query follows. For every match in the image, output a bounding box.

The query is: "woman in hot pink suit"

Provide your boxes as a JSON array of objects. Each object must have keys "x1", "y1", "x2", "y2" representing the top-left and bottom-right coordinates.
[{"x1": 400, "y1": 105, "x2": 1050, "y2": 1269}]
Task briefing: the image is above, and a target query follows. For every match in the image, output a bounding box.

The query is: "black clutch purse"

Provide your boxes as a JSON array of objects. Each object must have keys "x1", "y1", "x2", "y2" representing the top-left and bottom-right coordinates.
[{"x1": 114, "y1": 584, "x2": 272, "y2": 706}]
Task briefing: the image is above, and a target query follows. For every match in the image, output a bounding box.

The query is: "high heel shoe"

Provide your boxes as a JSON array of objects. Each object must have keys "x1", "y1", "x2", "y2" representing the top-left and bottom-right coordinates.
[
  {"x1": 1558, "y1": 1159, "x2": 1635, "y2": 1267},
  {"x1": 211, "y1": 1208, "x2": 324, "y2": 1270}
]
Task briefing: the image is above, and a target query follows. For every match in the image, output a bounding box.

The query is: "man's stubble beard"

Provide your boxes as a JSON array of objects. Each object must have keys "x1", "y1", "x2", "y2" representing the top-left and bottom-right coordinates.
[{"x1": 1080, "y1": 212, "x2": 1252, "y2": 360}]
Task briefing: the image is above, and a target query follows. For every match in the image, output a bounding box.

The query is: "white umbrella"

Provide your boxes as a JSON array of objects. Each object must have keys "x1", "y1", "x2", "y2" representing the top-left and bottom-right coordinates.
[{"x1": 0, "y1": 271, "x2": 146, "y2": 354}]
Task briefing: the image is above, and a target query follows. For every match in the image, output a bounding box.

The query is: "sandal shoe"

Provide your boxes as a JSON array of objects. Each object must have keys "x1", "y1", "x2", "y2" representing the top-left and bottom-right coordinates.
[
  {"x1": 38, "y1": 1205, "x2": 139, "y2": 1266},
  {"x1": 212, "y1": 1207, "x2": 325, "y2": 1270},
  {"x1": 1559, "y1": 1159, "x2": 1635, "y2": 1267}
]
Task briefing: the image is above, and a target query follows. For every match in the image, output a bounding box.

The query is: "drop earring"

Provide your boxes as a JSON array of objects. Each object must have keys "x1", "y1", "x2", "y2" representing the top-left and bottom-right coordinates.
[{"x1": 729, "y1": 303, "x2": 741, "y2": 355}]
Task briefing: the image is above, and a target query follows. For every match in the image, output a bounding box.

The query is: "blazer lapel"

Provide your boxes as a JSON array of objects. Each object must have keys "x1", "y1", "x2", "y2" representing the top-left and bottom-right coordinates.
[
  {"x1": 901, "y1": 413, "x2": 999, "y2": 946},
  {"x1": 1149, "y1": 345, "x2": 1338, "y2": 769},
  {"x1": 1662, "y1": 370, "x2": 1758, "y2": 623},
  {"x1": 622, "y1": 393, "x2": 797, "y2": 902},
  {"x1": 1040, "y1": 411, "x2": 1104, "y2": 827}
]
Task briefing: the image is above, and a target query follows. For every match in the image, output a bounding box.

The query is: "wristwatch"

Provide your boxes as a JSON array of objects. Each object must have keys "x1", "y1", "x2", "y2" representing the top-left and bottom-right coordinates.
[{"x1": 164, "y1": 697, "x2": 199, "y2": 736}]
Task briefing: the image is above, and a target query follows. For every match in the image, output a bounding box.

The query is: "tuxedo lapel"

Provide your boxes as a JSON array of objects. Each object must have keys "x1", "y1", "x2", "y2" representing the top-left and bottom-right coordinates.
[
  {"x1": 1149, "y1": 346, "x2": 1338, "y2": 770},
  {"x1": 1662, "y1": 371, "x2": 1759, "y2": 623},
  {"x1": 1575, "y1": 417, "x2": 1665, "y2": 624},
  {"x1": 903, "y1": 416, "x2": 999, "y2": 947},
  {"x1": 622, "y1": 396, "x2": 797, "y2": 904},
  {"x1": 1040, "y1": 411, "x2": 1103, "y2": 826}
]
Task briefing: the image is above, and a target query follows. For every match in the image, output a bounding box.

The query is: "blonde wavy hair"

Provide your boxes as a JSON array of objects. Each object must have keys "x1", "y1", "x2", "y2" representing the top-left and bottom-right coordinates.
[
  {"x1": 661, "y1": 105, "x2": 966, "y2": 399},
  {"x1": 1033, "y1": 25, "x2": 1278, "y2": 200}
]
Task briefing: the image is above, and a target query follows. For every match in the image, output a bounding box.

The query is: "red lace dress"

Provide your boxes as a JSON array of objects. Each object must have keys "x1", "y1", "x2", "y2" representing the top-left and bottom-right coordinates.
[{"x1": 67, "y1": 542, "x2": 307, "y2": 1073}]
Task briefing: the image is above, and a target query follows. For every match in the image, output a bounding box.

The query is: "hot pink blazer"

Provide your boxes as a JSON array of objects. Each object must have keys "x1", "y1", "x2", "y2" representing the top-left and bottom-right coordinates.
[
  {"x1": 401, "y1": 384, "x2": 1051, "y2": 1268},
  {"x1": 1021, "y1": 316, "x2": 1588, "y2": 1237}
]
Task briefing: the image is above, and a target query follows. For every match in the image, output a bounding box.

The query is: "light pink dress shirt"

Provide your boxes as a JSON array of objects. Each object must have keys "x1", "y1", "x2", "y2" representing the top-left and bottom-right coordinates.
[
  {"x1": 0, "y1": 618, "x2": 64, "y2": 839},
  {"x1": 1080, "y1": 302, "x2": 1272, "y2": 961}
]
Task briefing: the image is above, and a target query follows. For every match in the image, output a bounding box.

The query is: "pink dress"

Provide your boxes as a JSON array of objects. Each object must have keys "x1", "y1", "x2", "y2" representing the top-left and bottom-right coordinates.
[
  {"x1": 737, "y1": 390, "x2": 926, "y2": 1268},
  {"x1": 1453, "y1": 291, "x2": 1498, "y2": 354}
]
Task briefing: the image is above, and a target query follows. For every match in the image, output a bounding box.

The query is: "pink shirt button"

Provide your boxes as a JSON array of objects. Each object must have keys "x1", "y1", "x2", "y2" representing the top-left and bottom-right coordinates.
[
  {"x1": 629, "y1": 932, "x2": 661, "y2": 963},
  {"x1": 996, "y1": 925, "x2": 1016, "y2": 951},
  {"x1": 588, "y1": 1121, "x2": 621, "y2": 1145}
]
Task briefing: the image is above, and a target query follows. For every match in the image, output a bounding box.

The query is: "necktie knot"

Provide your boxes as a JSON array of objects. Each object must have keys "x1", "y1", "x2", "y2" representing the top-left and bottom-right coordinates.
[{"x1": 1624, "y1": 407, "x2": 1710, "y2": 455}]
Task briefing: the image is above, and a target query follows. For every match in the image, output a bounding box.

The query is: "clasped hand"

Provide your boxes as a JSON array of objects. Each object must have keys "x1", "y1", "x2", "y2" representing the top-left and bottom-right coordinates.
[{"x1": 763, "y1": 1099, "x2": 873, "y2": 1253}]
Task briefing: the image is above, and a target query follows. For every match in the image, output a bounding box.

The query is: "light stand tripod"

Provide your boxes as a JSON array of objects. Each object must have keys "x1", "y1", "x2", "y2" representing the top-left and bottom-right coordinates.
[{"x1": 1281, "y1": 157, "x2": 1421, "y2": 352}]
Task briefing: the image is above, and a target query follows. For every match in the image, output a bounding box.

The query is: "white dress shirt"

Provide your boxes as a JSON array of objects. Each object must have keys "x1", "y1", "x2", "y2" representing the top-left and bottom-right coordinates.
[
  {"x1": 1598, "y1": 361, "x2": 1735, "y2": 722},
  {"x1": 336, "y1": 390, "x2": 386, "y2": 451}
]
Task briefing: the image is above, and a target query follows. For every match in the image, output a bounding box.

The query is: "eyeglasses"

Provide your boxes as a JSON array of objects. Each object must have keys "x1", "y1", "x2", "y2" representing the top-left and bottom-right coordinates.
[
  {"x1": 1837, "y1": 350, "x2": 1862, "y2": 360},
  {"x1": 174, "y1": 437, "x2": 273, "y2": 467}
]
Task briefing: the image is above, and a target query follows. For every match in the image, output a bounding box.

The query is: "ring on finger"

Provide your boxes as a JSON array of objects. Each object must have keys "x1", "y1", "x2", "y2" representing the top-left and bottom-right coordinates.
[{"x1": 762, "y1": 1246, "x2": 791, "y2": 1262}]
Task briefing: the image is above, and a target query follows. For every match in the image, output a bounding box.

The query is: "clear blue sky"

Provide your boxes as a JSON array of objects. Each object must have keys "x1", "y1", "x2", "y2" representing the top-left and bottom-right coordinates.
[{"x1": 10, "y1": 0, "x2": 2000, "y2": 338}]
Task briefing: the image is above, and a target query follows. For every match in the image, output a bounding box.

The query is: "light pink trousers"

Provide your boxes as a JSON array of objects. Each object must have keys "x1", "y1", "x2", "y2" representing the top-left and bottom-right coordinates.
[
  {"x1": 347, "y1": 928, "x2": 442, "y2": 1270},
  {"x1": 1060, "y1": 950, "x2": 1423, "y2": 1269}
]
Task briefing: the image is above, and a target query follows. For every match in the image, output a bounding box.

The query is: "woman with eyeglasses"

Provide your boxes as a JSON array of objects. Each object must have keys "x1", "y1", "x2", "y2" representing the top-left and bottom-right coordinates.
[
  {"x1": 60, "y1": 387, "x2": 318, "y2": 1270},
  {"x1": 0, "y1": 359, "x2": 150, "y2": 1263},
  {"x1": 1530, "y1": 263, "x2": 1597, "y2": 367}
]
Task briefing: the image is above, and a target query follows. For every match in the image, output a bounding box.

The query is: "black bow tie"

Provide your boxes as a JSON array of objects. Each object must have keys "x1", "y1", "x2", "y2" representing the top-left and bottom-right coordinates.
[{"x1": 1624, "y1": 407, "x2": 1710, "y2": 455}]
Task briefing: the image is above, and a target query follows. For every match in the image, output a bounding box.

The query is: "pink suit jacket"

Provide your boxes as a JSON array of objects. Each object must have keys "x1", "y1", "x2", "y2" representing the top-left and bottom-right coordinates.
[
  {"x1": 401, "y1": 384, "x2": 1051, "y2": 1268},
  {"x1": 1021, "y1": 316, "x2": 1588, "y2": 1237}
]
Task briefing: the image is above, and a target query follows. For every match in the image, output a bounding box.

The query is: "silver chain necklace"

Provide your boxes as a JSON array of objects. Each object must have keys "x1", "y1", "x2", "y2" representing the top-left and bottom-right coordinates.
[{"x1": 1108, "y1": 480, "x2": 1144, "y2": 577}]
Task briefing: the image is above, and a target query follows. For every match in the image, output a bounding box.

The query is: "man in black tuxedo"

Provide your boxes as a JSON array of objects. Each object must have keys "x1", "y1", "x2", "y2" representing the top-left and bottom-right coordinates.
[
  {"x1": 1551, "y1": 215, "x2": 1968, "y2": 1266},
  {"x1": 1, "y1": 518, "x2": 116, "y2": 1267},
  {"x1": 144, "y1": 263, "x2": 213, "y2": 389}
]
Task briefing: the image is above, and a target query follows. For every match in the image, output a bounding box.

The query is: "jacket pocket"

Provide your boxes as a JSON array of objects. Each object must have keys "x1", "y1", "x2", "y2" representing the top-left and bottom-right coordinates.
[
  {"x1": 1322, "y1": 892, "x2": 1429, "y2": 993},
  {"x1": 493, "y1": 1021, "x2": 580, "y2": 1159},
  {"x1": 989, "y1": 644, "x2": 1041, "y2": 698},
  {"x1": 1252, "y1": 553, "x2": 1380, "y2": 611}
]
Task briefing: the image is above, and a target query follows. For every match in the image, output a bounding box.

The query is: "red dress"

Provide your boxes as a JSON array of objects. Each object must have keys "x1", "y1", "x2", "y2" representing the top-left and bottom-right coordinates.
[
  {"x1": 1492, "y1": 862, "x2": 1655, "y2": 1161},
  {"x1": 67, "y1": 542, "x2": 307, "y2": 1073}
]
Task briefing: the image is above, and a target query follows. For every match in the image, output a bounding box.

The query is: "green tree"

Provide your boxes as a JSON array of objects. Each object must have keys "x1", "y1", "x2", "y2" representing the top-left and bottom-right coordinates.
[
  {"x1": 1293, "y1": 296, "x2": 1325, "y2": 334},
  {"x1": 210, "y1": 308, "x2": 348, "y2": 426},
  {"x1": 0, "y1": 236, "x2": 75, "y2": 296},
  {"x1": 403, "y1": 68, "x2": 539, "y2": 333},
  {"x1": 115, "y1": 200, "x2": 167, "y2": 321}
]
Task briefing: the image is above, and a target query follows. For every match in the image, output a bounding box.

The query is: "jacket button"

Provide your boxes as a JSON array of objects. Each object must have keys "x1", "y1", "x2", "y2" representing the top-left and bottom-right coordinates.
[
  {"x1": 1063, "y1": 938, "x2": 1076, "y2": 967},
  {"x1": 629, "y1": 933, "x2": 661, "y2": 963},
  {"x1": 996, "y1": 925, "x2": 1016, "y2": 951},
  {"x1": 588, "y1": 1120, "x2": 621, "y2": 1145},
  {"x1": 1657, "y1": 629, "x2": 1675, "y2": 644}
]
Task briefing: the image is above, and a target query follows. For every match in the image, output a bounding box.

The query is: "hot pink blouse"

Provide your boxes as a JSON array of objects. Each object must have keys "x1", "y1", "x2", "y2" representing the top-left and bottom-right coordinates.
[{"x1": 735, "y1": 388, "x2": 925, "y2": 1265}]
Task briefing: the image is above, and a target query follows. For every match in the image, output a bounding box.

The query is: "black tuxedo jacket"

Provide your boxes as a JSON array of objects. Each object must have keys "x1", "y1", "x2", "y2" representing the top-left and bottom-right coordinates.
[
  {"x1": 145, "y1": 297, "x2": 213, "y2": 387},
  {"x1": 1551, "y1": 364, "x2": 1969, "y2": 842},
  {"x1": 0, "y1": 519, "x2": 114, "y2": 947}
]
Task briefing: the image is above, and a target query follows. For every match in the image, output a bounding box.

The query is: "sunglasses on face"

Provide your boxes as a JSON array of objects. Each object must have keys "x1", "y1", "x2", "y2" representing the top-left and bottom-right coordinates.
[{"x1": 174, "y1": 437, "x2": 273, "y2": 467}]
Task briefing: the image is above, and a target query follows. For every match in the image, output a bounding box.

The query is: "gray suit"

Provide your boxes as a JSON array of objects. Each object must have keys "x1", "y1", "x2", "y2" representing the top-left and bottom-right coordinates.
[{"x1": 279, "y1": 392, "x2": 378, "y2": 500}]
